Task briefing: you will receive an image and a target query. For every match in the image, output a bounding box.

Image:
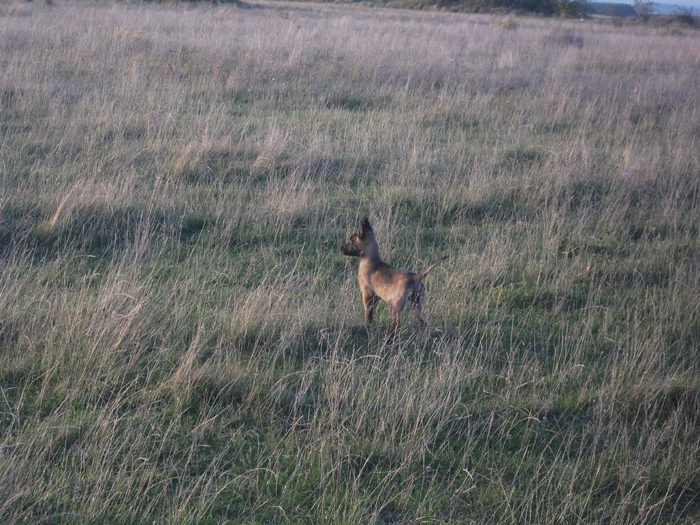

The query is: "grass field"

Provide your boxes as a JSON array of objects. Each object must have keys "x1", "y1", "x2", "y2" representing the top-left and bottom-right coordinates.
[{"x1": 1, "y1": 1, "x2": 699, "y2": 523}]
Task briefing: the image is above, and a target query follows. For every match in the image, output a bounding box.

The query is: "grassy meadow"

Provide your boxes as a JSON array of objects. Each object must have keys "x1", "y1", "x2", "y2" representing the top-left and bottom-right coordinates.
[{"x1": 1, "y1": 0, "x2": 699, "y2": 522}]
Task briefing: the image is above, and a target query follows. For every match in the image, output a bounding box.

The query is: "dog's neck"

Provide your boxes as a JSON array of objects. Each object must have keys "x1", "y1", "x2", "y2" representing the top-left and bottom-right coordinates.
[{"x1": 360, "y1": 238, "x2": 382, "y2": 267}]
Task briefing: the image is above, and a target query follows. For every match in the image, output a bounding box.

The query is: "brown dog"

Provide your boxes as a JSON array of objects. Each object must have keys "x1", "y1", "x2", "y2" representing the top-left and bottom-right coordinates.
[{"x1": 341, "y1": 217, "x2": 447, "y2": 338}]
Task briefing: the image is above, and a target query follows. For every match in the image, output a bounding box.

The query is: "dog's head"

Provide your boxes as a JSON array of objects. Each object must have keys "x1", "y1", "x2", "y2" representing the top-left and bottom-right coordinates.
[{"x1": 341, "y1": 217, "x2": 374, "y2": 257}]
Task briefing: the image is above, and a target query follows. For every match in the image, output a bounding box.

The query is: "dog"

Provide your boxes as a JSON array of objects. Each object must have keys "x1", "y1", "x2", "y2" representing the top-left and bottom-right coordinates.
[{"x1": 341, "y1": 217, "x2": 447, "y2": 339}]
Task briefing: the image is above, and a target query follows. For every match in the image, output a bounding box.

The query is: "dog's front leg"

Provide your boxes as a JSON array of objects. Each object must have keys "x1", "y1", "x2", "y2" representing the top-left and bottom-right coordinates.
[{"x1": 363, "y1": 292, "x2": 379, "y2": 328}]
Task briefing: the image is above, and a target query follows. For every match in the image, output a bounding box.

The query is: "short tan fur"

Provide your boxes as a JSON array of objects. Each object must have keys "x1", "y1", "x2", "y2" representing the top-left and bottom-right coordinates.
[{"x1": 341, "y1": 218, "x2": 447, "y2": 339}]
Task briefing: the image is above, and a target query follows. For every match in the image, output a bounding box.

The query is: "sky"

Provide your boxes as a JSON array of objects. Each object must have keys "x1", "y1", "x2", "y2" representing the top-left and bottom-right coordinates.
[
  {"x1": 654, "y1": 0, "x2": 700, "y2": 6},
  {"x1": 596, "y1": 0, "x2": 700, "y2": 9},
  {"x1": 614, "y1": 0, "x2": 700, "y2": 7}
]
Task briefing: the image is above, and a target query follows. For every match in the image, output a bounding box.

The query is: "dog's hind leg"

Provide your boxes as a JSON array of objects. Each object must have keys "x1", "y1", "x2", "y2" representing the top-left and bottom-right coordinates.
[
  {"x1": 411, "y1": 302, "x2": 428, "y2": 328},
  {"x1": 410, "y1": 287, "x2": 429, "y2": 328},
  {"x1": 389, "y1": 293, "x2": 411, "y2": 341}
]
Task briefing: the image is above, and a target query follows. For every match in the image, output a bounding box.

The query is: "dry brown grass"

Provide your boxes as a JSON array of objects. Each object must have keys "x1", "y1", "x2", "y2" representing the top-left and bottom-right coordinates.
[{"x1": 0, "y1": 1, "x2": 698, "y2": 523}]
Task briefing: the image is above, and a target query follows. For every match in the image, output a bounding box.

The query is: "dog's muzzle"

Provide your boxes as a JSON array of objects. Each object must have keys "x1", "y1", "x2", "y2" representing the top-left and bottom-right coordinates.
[{"x1": 341, "y1": 243, "x2": 358, "y2": 256}]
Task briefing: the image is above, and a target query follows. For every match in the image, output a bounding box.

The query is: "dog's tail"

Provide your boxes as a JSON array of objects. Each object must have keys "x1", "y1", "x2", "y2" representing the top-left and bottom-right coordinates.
[{"x1": 417, "y1": 256, "x2": 448, "y2": 280}]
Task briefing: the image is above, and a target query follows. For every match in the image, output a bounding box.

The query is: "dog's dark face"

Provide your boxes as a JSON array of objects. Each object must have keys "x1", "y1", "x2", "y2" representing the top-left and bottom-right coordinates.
[
  {"x1": 341, "y1": 218, "x2": 372, "y2": 257},
  {"x1": 341, "y1": 232, "x2": 364, "y2": 256}
]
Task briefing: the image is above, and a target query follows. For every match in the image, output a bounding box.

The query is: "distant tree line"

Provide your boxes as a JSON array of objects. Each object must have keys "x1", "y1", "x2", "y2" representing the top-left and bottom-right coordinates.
[
  {"x1": 421, "y1": 0, "x2": 559, "y2": 15},
  {"x1": 118, "y1": 0, "x2": 697, "y2": 21},
  {"x1": 344, "y1": 0, "x2": 586, "y2": 16},
  {"x1": 129, "y1": 0, "x2": 590, "y2": 17}
]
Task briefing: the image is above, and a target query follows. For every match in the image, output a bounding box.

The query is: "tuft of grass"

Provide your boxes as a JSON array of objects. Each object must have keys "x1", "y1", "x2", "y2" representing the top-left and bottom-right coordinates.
[{"x1": 546, "y1": 28, "x2": 585, "y2": 47}]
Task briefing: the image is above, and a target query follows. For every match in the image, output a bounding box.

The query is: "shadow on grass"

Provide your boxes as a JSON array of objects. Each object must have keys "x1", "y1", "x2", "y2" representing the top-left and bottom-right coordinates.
[
  {"x1": 0, "y1": 202, "x2": 216, "y2": 261},
  {"x1": 388, "y1": 190, "x2": 533, "y2": 227}
]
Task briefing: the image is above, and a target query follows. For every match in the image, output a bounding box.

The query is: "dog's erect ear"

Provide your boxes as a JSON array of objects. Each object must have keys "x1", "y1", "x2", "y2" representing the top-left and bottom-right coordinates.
[{"x1": 360, "y1": 217, "x2": 372, "y2": 237}]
